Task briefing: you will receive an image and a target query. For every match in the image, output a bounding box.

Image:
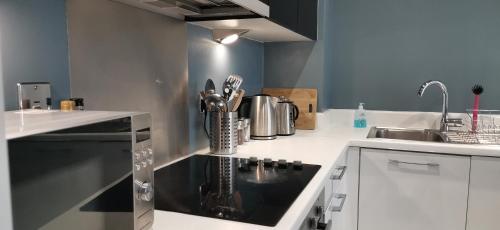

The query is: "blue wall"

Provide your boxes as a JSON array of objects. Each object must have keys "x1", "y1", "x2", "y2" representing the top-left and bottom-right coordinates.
[
  {"x1": 265, "y1": 0, "x2": 500, "y2": 112},
  {"x1": 0, "y1": 0, "x2": 70, "y2": 110},
  {"x1": 187, "y1": 24, "x2": 264, "y2": 152},
  {"x1": 264, "y1": 0, "x2": 327, "y2": 110}
]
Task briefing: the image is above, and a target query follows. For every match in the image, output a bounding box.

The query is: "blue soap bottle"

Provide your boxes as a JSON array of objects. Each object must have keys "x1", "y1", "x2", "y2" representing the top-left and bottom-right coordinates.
[{"x1": 354, "y1": 103, "x2": 367, "y2": 128}]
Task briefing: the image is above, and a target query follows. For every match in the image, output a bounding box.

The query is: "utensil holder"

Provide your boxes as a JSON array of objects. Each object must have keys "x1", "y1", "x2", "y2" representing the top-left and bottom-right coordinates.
[{"x1": 209, "y1": 112, "x2": 238, "y2": 155}]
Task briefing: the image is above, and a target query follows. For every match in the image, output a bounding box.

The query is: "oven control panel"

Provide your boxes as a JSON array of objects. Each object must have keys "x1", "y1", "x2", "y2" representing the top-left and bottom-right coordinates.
[
  {"x1": 134, "y1": 144, "x2": 154, "y2": 171},
  {"x1": 300, "y1": 190, "x2": 330, "y2": 230},
  {"x1": 132, "y1": 114, "x2": 154, "y2": 230}
]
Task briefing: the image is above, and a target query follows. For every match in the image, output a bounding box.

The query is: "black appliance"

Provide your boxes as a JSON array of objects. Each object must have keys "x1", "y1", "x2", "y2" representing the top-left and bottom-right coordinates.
[
  {"x1": 155, "y1": 155, "x2": 320, "y2": 227},
  {"x1": 237, "y1": 96, "x2": 253, "y2": 118}
]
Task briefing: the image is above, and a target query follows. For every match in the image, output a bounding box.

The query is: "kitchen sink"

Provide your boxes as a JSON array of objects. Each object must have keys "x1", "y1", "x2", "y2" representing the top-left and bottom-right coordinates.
[{"x1": 367, "y1": 127, "x2": 448, "y2": 143}]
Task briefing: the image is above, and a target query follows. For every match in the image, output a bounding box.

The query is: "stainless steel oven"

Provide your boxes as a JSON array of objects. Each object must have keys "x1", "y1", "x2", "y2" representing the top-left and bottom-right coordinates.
[{"x1": 7, "y1": 112, "x2": 154, "y2": 230}]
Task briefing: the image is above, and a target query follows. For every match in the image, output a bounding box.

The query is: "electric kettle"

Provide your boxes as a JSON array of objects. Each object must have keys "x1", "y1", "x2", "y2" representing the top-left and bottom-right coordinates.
[
  {"x1": 276, "y1": 96, "x2": 299, "y2": 136},
  {"x1": 250, "y1": 94, "x2": 278, "y2": 140}
]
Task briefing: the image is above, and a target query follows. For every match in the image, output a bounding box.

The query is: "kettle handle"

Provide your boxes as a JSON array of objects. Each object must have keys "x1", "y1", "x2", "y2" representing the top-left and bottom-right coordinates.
[{"x1": 293, "y1": 104, "x2": 300, "y2": 121}]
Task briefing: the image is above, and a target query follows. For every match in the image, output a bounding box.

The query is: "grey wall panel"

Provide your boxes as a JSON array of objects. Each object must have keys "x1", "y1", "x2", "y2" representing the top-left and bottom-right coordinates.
[{"x1": 67, "y1": 0, "x2": 189, "y2": 165}]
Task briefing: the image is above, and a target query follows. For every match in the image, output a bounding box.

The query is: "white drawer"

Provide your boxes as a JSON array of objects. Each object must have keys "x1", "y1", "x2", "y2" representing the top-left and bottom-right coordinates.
[
  {"x1": 331, "y1": 165, "x2": 347, "y2": 194},
  {"x1": 325, "y1": 165, "x2": 347, "y2": 210},
  {"x1": 327, "y1": 193, "x2": 348, "y2": 229},
  {"x1": 331, "y1": 147, "x2": 360, "y2": 230}
]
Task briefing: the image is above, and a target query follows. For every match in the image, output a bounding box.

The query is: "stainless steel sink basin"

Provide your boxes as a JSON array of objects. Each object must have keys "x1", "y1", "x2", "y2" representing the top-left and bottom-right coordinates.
[{"x1": 367, "y1": 127, "x2": 448, "y2": 143}]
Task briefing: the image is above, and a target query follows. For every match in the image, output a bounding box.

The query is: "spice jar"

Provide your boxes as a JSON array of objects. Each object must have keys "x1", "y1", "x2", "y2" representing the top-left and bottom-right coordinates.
[{"x1": 60, "y1": 100, "x2": 75, "y2": 111}]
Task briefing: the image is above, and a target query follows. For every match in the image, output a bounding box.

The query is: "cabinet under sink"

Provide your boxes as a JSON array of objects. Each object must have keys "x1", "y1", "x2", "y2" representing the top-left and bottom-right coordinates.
[{"x1": 358, "y1": 148, "x2": 470, "y2": 230}]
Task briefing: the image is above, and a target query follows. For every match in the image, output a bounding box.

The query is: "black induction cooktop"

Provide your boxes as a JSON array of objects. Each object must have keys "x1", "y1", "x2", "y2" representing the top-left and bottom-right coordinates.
[{"x1": 154, "y1": 155, "x2": 321, "y2": 227}]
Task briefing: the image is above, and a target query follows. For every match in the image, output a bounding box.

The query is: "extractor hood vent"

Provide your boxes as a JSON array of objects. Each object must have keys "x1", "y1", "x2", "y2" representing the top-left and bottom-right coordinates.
[
  {"x1": 115, "y1": 0, "x2": 264, "y2": 20},
  {"x1": 142, "y1": 0, "x2": 175, "y2": 8}
]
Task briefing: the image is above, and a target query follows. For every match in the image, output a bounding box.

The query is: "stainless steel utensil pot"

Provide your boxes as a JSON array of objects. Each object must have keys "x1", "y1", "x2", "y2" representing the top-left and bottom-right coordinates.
[{"x1": 209, "y1": 112, "x2": 238, "y2": 154}]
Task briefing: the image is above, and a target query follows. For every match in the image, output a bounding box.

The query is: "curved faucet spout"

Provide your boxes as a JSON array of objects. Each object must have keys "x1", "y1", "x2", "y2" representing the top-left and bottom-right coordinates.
[{"x1": 417, "y1": 80, "x2": 449, "y2": 131}]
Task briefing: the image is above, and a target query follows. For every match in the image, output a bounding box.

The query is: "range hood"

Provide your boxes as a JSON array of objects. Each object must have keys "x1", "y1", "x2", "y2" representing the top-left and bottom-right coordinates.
[
  {"x1": 114, "y1": 0, "x2": 269, "y2": 20},
  {"x1": 113, "y1": 0, "x2": 310, "y2": 42}
]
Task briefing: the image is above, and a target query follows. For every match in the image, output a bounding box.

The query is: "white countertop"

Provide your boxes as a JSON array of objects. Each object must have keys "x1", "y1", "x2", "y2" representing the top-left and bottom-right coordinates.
[
  {"x1": 154, "y1": 109, "x2": 500, "y2": 230},
  {"x1": 4, "y1": 110, "x2": 140, "y2": 140}
]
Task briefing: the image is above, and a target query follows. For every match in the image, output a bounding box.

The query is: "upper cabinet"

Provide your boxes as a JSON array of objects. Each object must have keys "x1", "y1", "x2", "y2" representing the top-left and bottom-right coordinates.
[
  {"x1": 113, "y1": 0, "x2": 318, "y2": 42},
  {"x1": 268, "y1": 0, "x2": 299, "y2": 34},
  {"x1": 297, "y1": 0, "x2": 318, "y2": 40},
  {"x1": 269, "y1": 0, "x2": 317, "y2": 40}
]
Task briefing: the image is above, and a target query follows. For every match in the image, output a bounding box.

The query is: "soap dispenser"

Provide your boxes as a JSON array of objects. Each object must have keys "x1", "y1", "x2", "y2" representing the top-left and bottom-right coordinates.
[{"x1": 354, "y1": 103, "x2": 367, "y2": 128}]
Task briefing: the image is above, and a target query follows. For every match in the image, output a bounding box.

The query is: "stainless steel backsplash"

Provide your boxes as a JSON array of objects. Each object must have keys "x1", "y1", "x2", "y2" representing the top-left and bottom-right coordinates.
[{"x1": 67, "y1": 0, "x2": 189, "y2": 166}]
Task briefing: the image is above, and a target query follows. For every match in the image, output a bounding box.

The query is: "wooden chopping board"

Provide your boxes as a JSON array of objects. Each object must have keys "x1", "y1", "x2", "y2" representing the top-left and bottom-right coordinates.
[{"x1": 262, "y1": 88, "x2": 317, "y2": 130}]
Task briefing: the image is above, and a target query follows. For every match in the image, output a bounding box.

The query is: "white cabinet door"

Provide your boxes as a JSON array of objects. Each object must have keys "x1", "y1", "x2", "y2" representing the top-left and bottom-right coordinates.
[
  {"x1": 467, "y1": 156, "x2": 500, "y2": 230},
  {"x1": 358, "y1": 148, "x2": 470, "y2": 230}
]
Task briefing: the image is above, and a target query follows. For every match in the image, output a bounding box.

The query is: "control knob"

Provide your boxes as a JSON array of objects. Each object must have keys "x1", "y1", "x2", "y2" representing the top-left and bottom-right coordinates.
[
  {"x1": 308, "y1": 217, "x2": 319, "y2": 229},
  {"x1": 308, "y1": 216, "x2": 330, "y2": 230},
  {"x1": 238, "y1": 158, "x2": 250, "y2": 171},
  {"x1": 135, "y1": 180, "x2": 153, "y2": 202},
  {"x1": 293, "y1": 160, "x2": 303, "y2": 170},
  {"x1": 316, "y1": 221, "x2": 330, "y2": 230},
  {"x1": 278, "y1": 159, "x2": 288, "y2": 169},
  {"x1": 249, "y1": 157, "x2": 259, "y2": 166},
  {"x1": 315, "y1": 205, "x2": 324, "y2": 216},
  {"x1": 263, "y1": 158, "x2": 273, "y2": 167}
]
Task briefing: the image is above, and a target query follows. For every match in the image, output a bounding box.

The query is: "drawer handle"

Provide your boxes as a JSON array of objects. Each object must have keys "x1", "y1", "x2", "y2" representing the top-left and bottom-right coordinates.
[
  {"x1": 389, "y1": 159, "x2": 439, "y2": 167},
  {"x1": 330, "y1": 193, "x2": 346, "y2": 212},
  {"x1": 330, "y1": 166, "x2": 347, "y2": 180}
]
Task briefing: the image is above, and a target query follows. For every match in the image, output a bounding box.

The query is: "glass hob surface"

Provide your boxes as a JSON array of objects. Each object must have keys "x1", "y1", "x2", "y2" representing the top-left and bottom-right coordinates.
[{"x1": 154, "y1": 155, "x2": 321, "y2": 227}]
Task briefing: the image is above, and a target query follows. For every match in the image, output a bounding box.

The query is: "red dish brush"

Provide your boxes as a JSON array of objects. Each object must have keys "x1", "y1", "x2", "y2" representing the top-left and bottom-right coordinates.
[{"x1": 472, "y1": 84, "x2": 484, "y2": 132}]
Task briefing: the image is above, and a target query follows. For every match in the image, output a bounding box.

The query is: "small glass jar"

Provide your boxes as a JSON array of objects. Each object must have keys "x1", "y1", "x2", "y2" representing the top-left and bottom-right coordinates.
[
  {"x1": 237, "y1": 119, "x2": 245, "y2": 145},
  {"x1": 243, "y1": 118, "x2": 251, "y2": 142}
]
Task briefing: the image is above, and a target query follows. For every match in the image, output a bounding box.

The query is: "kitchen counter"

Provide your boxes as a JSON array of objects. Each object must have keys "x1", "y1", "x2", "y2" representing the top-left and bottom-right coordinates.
[
  {"x1": 153, "y1": 109, "x2": 500, "y2": 230},
  {"x1": 4, "y1": 110, "x2": 141, "y2": 140}
]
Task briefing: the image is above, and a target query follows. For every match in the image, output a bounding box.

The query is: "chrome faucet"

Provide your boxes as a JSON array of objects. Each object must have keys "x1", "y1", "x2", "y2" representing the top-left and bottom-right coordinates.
[{"x1": 417, "y1": 80, "x2": 450, "y2": 131}]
